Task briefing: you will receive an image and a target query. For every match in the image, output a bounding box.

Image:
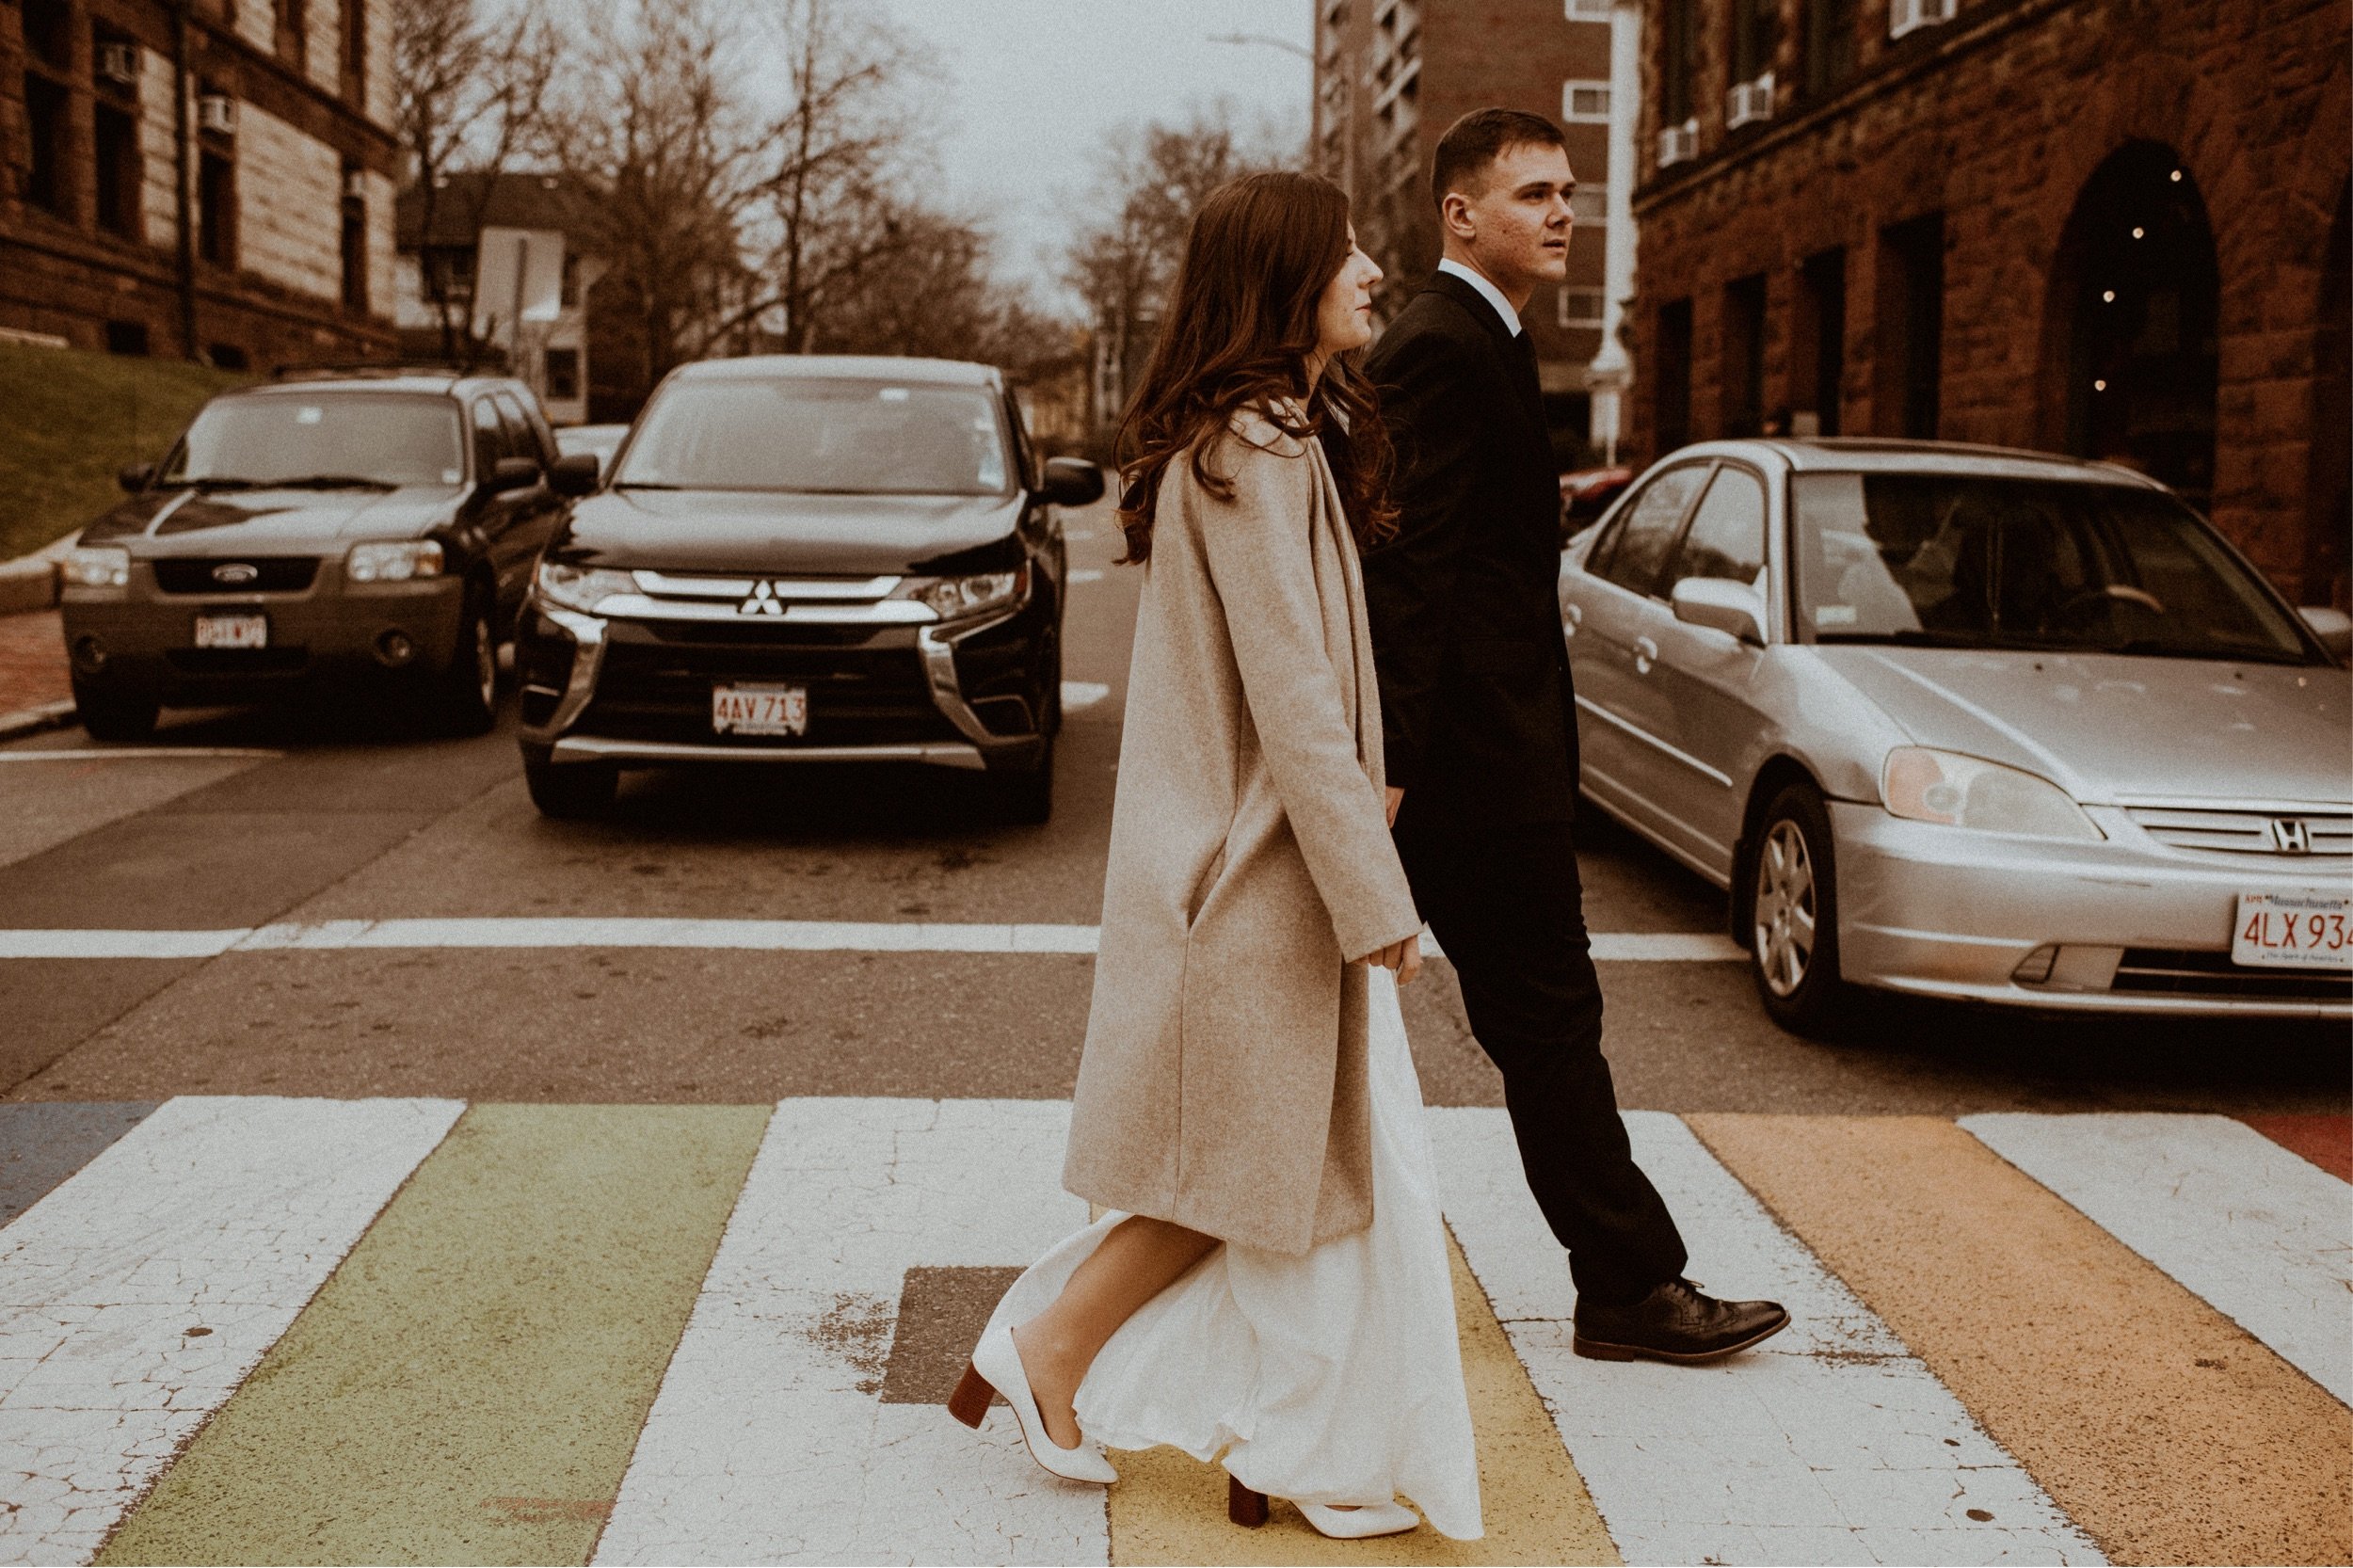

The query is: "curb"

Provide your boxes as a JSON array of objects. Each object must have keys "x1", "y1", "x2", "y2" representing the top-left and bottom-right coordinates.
[
  {"x1": 0, "y1": 698, "x2": 77, "y2": 743},
  {"x1": 0, "y1": 531, "x2": 80, "y2": 616}
]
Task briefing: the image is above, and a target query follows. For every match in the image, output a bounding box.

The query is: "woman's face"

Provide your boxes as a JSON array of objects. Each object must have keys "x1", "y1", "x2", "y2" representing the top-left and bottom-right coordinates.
[{"x1": 1313, "y1": 228, "x2": 1384, "y2": 362}]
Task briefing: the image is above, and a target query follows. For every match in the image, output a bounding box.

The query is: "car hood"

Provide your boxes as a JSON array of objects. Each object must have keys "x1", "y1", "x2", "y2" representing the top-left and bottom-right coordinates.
[
  {"x1": 82, "y1": 487, "x2": 464, "y2": 549},
  {"x1": 1815, "y1": 646, "x2": 2353, "y2": 805},
  {"x1": 554, "y1": 489, "x2": 1024, "y2": 574}
]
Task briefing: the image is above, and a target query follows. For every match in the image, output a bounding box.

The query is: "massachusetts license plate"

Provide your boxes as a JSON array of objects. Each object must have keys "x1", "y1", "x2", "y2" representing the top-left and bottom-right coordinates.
[
  {"x1": 712, "y1": 682, "x2": 808, "y2": 737},
  {"x1": 2231, "y1": 891, "x2": 2353, "y2": 970},
  {"x1": 193, "y1": 613, "x2": 267, "y2": 649}
]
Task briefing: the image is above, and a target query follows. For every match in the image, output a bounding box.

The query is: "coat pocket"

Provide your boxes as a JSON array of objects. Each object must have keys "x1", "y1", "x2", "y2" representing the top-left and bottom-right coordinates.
[{"x1": 1183, "y1": 841, "x2": 1229, "y2": 932}]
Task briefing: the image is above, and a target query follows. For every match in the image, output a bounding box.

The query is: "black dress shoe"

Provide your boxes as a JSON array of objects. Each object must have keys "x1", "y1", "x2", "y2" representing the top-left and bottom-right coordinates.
[{"x1": 1572, "y1": 1277, "x2": 1790, "y2": 1364}]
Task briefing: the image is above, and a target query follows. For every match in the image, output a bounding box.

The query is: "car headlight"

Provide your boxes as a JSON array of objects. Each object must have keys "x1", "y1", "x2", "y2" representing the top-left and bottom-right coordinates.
[
  {"x1": 909, "y1": 566, "x2": 1028, "y2": 621},
  {"x1": 347, "y1": 541, "x2": 445, "y2": 583},
  {"x1": 1881, "y1": 746, "x2": 2104, "y2": 841},
  {"x1": 63, "y1": 546, "x2": 131, "y2": 588},
  {"x1": 534, "y1": 560, "x2": 636, "y2": 614}
]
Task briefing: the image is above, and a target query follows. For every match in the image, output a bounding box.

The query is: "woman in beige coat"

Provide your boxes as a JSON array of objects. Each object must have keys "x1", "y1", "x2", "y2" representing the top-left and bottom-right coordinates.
[{"x1": 949, "y1": 172, "x2": 1482, "y2": 1543}]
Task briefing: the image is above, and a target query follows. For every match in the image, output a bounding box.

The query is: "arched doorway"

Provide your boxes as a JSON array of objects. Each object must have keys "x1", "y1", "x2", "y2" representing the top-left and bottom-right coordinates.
[
  {"x1": 2307, "y1": 180, "x2": 2349, "y2": 607},
  {"x1": 2051, "y1": 143, "x2": 2221, "y2": 509}
]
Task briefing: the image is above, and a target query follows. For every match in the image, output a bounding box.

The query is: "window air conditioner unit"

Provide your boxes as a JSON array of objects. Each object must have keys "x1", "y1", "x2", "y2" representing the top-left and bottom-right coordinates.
[
  {"x1": 197, "y1": 94, "x2": 237, "y2": 136},
  {"x1": 1726, "y1": 72, "x2": 1775, "y2": 128},
  {"x1": 1889, "y1": 0, "x2": 1958, "y2": 39},
  {"x1": 1658, "y1": 118, "x2": 1699, "y2": 168},
  {"x1": 97, "y1": 41, "x2": 140, "y2": 87},
  {"x1": 343, "y1": 169, "x2": 369, "y2": 200},
  {"x1": 1564, "y1": 0, "x2": 1611, "y2": 19}
]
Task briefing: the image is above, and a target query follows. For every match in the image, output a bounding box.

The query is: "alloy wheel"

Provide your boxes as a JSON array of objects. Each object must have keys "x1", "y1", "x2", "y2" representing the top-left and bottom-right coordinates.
[{"x1": 1753, "y1": 819, "x2": 1817, "y2": 997}]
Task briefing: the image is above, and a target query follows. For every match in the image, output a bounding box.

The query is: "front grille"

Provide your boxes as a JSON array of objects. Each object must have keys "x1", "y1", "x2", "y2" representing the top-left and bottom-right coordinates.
[
  {"x1": 582, "y1": 637, "x2": 955, "y2": 747},
  {"x1": 2112, "y1": 947, "x2": 2352, "y2": 1001},
  {"x1": 165, "y1": 647, "x2": 309, "y2": 676},
  {"x1": 2126, "y1": 805, "x2": 2353, "y2": 856},
  {"x1": 152, "y1": 557, "x2": 320, "y2": 594}
]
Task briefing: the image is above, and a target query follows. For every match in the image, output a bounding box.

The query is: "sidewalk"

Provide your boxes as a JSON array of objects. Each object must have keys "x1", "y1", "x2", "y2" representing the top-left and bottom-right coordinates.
[{"x1": 0, "y1": 608, "x2": 71, "y2": 732}]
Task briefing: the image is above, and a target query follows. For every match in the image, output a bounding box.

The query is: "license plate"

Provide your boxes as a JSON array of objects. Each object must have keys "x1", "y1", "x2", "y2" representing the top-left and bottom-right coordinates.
[
  {"x1": 194, "y1": 614, "x2": 267, "y2": 649},
  {"x1": 2231, "y1": 892, "x2": 2353, "y2": 971},
  {"x1": 712, "y1": 682, "x2": 808, "y2": 737}
]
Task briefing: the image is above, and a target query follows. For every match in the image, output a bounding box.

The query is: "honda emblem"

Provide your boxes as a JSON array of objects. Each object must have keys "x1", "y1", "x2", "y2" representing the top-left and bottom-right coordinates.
[{"x1": 2270, "y1": 818, "x2": 2313, "y2": 854}]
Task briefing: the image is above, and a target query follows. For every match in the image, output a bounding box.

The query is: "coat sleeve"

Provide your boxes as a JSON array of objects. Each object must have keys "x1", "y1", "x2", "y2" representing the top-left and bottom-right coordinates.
[
  {"x1": 1362, "y1": 324, "x2": 1485, "y2": 793},
  {"x1": 1191, "y1": 426, "x2": 1422, "y2": 963}
]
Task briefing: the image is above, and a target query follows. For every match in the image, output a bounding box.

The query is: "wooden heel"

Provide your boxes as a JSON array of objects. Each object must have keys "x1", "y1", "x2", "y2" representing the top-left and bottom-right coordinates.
[
  {"x1": 1228, "y1": 1476, "x2": 1270, "y2": 1528},
  {"x1": 948, "y1": 1362, "x2": 993, "y2": 1429}
]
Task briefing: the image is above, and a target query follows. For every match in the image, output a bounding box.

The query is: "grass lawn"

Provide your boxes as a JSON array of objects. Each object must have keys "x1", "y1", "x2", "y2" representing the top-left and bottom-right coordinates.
[{"x1": 0, "y1": 342, "x2": 250, "y2": 562}]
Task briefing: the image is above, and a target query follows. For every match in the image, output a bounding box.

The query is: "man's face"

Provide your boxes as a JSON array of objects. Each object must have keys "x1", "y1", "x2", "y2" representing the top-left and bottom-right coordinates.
[{"x1": 1447, "y1": 142, "x2": 1576, "y2": 295}]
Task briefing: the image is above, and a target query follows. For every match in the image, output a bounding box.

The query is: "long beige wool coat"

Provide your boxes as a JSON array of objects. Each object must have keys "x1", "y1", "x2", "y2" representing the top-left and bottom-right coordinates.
[{"x1": 1064, "y1": 407, "x2": 1422, "y2": 1256}]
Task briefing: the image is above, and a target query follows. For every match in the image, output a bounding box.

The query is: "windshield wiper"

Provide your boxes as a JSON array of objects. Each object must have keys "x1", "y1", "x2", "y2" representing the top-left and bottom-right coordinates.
[
  {"x1": 2105, "y1": 638, "x2": 2311, "y2": 666},
  {"x1": 613, "y1": 481, "x2": 685, "y2": 490},
  {"x1": 259, "y1": 475, "x2": 399, "y2": 491}
]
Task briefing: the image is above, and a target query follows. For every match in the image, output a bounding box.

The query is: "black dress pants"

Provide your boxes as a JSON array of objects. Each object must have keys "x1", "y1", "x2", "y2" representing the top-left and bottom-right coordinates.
[{"x1": 1394, "y1": 808, "x2": 1688, "y2": 1304}]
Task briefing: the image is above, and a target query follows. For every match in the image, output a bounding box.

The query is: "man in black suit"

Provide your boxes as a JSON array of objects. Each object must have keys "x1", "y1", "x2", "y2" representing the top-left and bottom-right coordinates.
[{"x1": 1358, "y1": 108, "x2": 1787, "y2": 1362}]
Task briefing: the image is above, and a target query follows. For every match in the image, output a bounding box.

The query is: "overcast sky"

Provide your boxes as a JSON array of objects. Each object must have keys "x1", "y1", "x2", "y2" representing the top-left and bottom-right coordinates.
[{"x1": 869, "y1": 0, "x2": 1315, "y2": 308}]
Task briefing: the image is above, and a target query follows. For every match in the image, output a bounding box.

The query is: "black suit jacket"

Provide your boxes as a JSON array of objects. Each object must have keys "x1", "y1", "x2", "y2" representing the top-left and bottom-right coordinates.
[{"x1": 1353, "y1": 271, "x2": 1578, "y2": 824}]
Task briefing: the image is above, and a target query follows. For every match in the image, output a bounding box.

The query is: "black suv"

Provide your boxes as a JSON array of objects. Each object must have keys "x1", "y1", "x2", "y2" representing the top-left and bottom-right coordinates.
[
  {"x1": 60, "y1": 368, "x2": 598, "y2": 738},
  {"x1": 515, "y1": 355, "x2": 1101, "y2": 822}
]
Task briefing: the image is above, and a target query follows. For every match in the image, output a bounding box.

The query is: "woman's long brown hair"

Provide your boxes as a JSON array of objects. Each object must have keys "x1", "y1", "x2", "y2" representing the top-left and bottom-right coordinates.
[{"x1": 1112, "y1": 170, "x2": 1397, "y2": 564}]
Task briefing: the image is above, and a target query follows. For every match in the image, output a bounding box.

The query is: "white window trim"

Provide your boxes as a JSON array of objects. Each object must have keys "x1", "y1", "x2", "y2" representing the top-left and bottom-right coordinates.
[
  {"x1": 1570, "y1": 183, "x2": 1609, "y2": 222},
  {"x1": 1563, "y1": 0, "x2": 1611, "y2": 20},
  {"x1": 1558, "y1": 286, "x2": 1606, "y2": 329},
  {"x1": 1562, "y1": 78, "x2": 1611, "y2": 123}
]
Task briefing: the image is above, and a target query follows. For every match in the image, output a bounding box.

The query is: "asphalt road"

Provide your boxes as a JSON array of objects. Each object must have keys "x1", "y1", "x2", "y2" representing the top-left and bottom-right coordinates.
[{"x1": 2, "y1": 497, "x2": 2344, "y2": 1116}]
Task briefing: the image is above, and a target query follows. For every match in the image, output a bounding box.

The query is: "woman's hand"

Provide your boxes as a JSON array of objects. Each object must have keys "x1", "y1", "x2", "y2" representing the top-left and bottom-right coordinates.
[{"x1": 1364, "y1": 933, "x2": 1423, "y2": 986}]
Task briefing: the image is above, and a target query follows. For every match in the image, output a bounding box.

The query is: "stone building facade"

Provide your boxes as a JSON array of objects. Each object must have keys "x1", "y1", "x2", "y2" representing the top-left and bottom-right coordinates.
[
  {"x1": 1315, "y1": 0, "x2": 1623, "y2": 465},
  {"x1": 1, "y1": 0, "x2": 396, "y2": 369},
  {"x1": 1627, "y1": 0, "x2": 2350, "y2": 604}
]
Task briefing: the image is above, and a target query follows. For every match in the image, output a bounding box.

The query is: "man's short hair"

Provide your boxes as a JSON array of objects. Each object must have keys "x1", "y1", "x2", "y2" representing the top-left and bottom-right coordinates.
[{"x1": 1431, "y1": 108, "x2": 1568, "y2": 211}]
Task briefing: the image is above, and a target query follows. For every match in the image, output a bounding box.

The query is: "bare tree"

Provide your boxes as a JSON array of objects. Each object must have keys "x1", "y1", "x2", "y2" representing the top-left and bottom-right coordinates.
[
  {"x1": 810, "y1": 205, "x2": 1070, "y2": 375},
  {"x1": 393, "y1": 0, "x2": 563, "y2": 359}
]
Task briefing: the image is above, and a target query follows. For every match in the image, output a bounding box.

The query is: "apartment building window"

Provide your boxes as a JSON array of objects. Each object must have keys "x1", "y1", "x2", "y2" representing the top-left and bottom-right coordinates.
[
  {"x1": 1559, "y1": 287, "x2": 1606, "y2": 329},
  {"x1": 277, "y1": 0, "x2": 309, "y2": 67},
  {"x1": 1796, "y1": 248, "x2": 1847, "y2": 435},
  {"x1": 94, "y1": 103, "x2": 142, "y2": 240},
  {"x1": 1565, "y1": 0, "x2": 1611, "y2": 18},
  {"x1": 1731, "y1": 0, "x2": 1779, "y2": 86},
  {"x1": 1571, "y1": 183, "x2": 1609, "y2": 223},
  {"x1": 1660, "y1": 0, "x2": 1697, "y2": 126},
  {"x1": 340, "y1": 170, "x2": 367, "y2": 312},
  {"x1": 1875, "y1": 213, "x2": 1945, "y2": 438},
  {"x1": 1722, "y1": 273, "x2": 1768, "y2": 436},
  {"x1": 23, "y1": 0, "x2": 73, "y2": 67},
  {"x1": 1562, "y1": 80, "x2": 1610, "y2": 123},
  {"x1": 199, "y1": 150, "x2": 238, "y2": 266},
  {"x1": 1803, "y1": 0, "x2": 1860, "y2": 98},
  {"x1": 1657, "y1": 297, "x2": 1694, "y2": 451},
  {"x1": 544, "y1": 347, "x2": 581, "y2": 402},
  {"x1": 343, "y1": 0, "x2": 369, "y2": 104}
]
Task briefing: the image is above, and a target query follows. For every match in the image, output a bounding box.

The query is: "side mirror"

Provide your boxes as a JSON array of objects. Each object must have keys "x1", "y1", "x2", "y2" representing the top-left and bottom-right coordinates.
[
  {"x1": 1040, "y1": 456, "x2": 1105, "y2": 507},
  {"x1": 2297, "y1": 605, "x2": 2352, "y2": 663},
  {"x1": 1672, "y1": 575, "x2": 1767, "y2": 646},
  {"x1": 486, "y1": 456, "x2": 541, "y2": 493},
  {"x1": 548, "y1": 452, "x2": 601, "y2": 498},
  {"x1": 118, "y1": 462, "x2": 155, "y2": 493}
]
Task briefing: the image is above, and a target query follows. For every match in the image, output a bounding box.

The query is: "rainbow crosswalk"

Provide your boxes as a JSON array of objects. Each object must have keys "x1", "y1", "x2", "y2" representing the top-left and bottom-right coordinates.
[{"x1": 1, "y1": 1098, "x2": 2345, "y2": 1566}]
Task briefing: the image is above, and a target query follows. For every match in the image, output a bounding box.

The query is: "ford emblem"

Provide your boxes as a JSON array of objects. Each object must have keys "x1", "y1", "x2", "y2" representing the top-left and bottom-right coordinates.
[{"x1": 212, "y1": 562, "x2": 260, "y2": 585}]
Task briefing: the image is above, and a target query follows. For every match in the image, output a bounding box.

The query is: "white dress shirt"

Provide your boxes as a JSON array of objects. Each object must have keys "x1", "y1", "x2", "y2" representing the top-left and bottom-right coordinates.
[{"x1": 1435, "y1": 257, "x2": 1523, "y2": 337}]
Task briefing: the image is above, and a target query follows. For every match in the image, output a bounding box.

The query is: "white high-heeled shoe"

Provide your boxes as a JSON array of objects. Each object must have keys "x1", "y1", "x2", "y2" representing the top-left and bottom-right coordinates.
[
  {"x1": 1228, "y1": 1479, "x2": 1421, "y2": 1538},
  {"x1": 950, "y1": 1325, "x2": 1118, "y2": 1485}
]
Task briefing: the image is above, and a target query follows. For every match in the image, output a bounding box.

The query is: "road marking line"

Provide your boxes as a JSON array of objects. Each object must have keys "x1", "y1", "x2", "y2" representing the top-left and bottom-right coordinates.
[
  {"x1": 1062, "y1": 680, "x2": 1112, "y2": 710},
  {"x1": 99, "y1": 1104, "x2": 770, "y2": 1567},
  {"x1": 0, "y1": 922, "x2": 1745, "y2": 961},
  {"x1": 2239, "y1": 1112, "x2": 2353, "y2": 1183},
  {"x1": 1433, "y1": 1109, "x2": 2100, "y2": 1566},
  {"x1": 0, "y1": 1096, "x2": 462, "y2": 1566},
  {"x1": 1690, "y1": 1113, "x2": 2353, "y2": 1567},
  {"x1": 1961, "y1": 1112, "x2": 2353, "y2": 1406},
  {"x1": 0, "y1": 749, "x2": 281, "y2": 761},
  {"x1": 1070, "y1": 568, "x2": 1107, "y2": 584},
  {"x1": 598, "y1": 1098, "x2": 1106, "y2": 1566}
]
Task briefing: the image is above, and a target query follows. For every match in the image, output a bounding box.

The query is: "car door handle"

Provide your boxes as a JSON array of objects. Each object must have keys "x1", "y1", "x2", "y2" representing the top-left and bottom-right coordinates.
[{"x1": 1633, "y1": 635, "x2": 1658, "y2": 674}]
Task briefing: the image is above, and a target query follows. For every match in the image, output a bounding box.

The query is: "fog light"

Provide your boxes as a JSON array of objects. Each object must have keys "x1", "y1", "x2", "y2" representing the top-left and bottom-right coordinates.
[
  {"x1": 2011, "y1": 944, "x2": 2057, "y2": 984},
  {"x1": 376, "y1": 629, "x2": 416, "y2": 666},
  {"x1": 71, "y1": 635, "x2": 109, "y2": 674}
]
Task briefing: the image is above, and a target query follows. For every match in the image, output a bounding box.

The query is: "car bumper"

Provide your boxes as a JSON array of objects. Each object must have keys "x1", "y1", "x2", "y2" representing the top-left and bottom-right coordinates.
[
  {"x1": 1832, "y1": 802, "x2": 2353, "y2": 1016},
  {"x1": 516, "y1": 599, "x2": 1048, "y2": 774},
  {"x1": 61, "y1": 568, "x2": 465, "y2": 704}
]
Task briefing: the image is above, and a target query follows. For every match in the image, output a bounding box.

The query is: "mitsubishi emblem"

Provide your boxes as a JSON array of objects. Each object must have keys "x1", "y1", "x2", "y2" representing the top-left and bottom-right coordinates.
[
  {"x1": 2270, "y1": 818, "x2": 2313, "y2": 854},
  {"x1": 739, "y1": 580, "x2": 785, "y2": 616}
]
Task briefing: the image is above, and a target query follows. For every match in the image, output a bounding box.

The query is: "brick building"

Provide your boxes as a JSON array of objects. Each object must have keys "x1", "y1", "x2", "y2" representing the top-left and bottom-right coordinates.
[
  {"x1": 1315, "y1": 0, "x2": 1624, "y2": 465},
  {"x1": 2, "y1": 0, "x2": 395, "y2": 369},
  {"x1": 1627, "y1": 0, "x2": 2350, "y2": 604}
]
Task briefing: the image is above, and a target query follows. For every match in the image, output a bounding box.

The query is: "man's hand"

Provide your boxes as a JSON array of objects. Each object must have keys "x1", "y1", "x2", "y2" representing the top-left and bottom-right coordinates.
[
  {"x1": 1365, "y1": 932, "x2": 1423, "y2": 986},
  {"x1": 1385, "y1": 786, "x2": 1404, "y2": 827}
]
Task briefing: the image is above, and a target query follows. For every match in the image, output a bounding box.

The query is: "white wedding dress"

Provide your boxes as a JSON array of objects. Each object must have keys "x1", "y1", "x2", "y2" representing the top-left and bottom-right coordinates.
[{"x1": 980, "y1": 965, "x2": 1483, "y2": 1540}]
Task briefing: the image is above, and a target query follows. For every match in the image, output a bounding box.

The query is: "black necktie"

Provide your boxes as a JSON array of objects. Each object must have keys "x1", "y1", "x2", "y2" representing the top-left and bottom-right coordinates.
[{"x1": 1510, "y1": 329, "x2": 1543, "y2": 411}]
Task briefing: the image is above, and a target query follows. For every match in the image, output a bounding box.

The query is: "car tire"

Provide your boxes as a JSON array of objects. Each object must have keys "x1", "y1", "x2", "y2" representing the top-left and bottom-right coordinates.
[
  {"x1": 1747, "y1": 780, "x2": 1849, "y2": 1035},
  {"x1": 429, "y1": 588, "x2": 499, "y2": 737},
  {"x1": 72, "y1": 680, "x2": 158, "y2": 744},
  {"x1": 521, "y1": 744, "x2": 617, "y2": 818},
  {"x1": 986, "y1": 734, "x2": 1054, "y2": 825}
]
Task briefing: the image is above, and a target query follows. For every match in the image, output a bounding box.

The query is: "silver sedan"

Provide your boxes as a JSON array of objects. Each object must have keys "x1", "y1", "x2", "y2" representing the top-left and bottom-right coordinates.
[{"x1": 1557, "y1": 439, "x2": 2352, "y2": 1032}]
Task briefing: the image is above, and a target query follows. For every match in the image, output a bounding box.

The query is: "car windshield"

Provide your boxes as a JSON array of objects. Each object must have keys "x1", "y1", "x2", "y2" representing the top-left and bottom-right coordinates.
[
  {"x1": 1792, "y1": 472, "x2": 2317, "y2": 664},
  {"x1": 612, "y1": 377, "x2": 1010, "y2": 495},
  {"x1": 163, "y1": 394, "x2": 466, "y2": 488}
]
